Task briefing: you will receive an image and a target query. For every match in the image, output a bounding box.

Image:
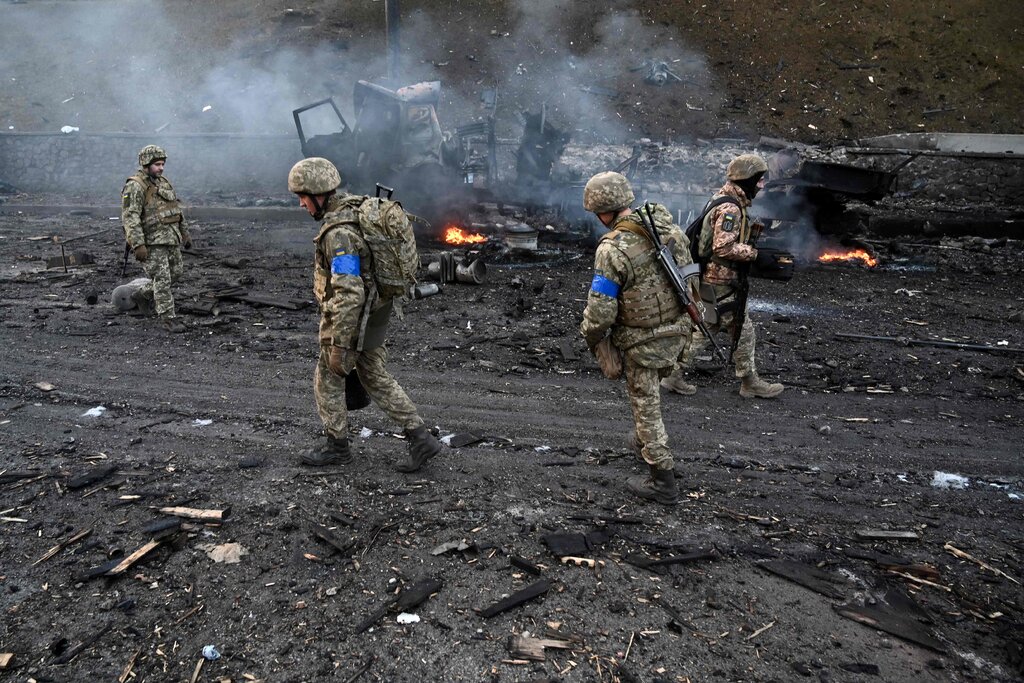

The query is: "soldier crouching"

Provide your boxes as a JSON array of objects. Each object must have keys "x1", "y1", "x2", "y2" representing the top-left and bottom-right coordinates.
[{"x1": 580, "y1": 171, "x2": 692, "y2": 506}]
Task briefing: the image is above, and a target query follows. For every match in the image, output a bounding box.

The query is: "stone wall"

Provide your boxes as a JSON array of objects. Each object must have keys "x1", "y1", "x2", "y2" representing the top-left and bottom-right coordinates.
[{"x1": 0, "y1": 132, "x2": 302, "y2": 196}]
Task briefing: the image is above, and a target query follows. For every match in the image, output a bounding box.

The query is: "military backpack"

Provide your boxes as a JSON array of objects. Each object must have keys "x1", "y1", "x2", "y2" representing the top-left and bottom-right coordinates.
[
  {"x1": 684, "y1": 196, "x2": 741, "y2": 271},
  {"x1": 355, "y1": 197, "x2": 420, "y2": 303}
]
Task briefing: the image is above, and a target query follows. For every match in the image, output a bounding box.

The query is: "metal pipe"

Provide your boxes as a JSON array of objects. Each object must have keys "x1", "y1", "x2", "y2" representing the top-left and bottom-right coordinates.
[{"x1": 385, "y1": 0, "x2": 401, "y2": 83}]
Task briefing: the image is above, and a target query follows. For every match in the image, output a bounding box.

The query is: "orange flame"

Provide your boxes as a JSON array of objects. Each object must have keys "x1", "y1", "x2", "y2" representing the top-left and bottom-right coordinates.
[
  {"x1": 443, "y1": 225, "x2": 487, "y2": 245},
  {"x1": 817, "y1": 248, "x2": 878, "y2": 267}
]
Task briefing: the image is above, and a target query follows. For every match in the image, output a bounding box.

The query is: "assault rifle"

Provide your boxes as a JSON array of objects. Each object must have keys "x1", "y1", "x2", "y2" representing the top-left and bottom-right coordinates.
[
  {"x1": 120, "y1": 242, "x2": 131, "y2": 278},
  {"x1": 637, "y1": 203, "x2": 729, "y2": 365}
]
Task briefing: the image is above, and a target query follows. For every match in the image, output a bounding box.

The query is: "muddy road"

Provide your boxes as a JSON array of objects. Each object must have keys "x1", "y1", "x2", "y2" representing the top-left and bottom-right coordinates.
[{"x1": 1, "y1": 211, "x2": 1022, "y2": 682}]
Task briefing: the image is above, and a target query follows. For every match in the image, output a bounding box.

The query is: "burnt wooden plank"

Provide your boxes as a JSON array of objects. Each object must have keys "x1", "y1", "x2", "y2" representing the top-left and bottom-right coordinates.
[
  {"x1": 395, "y1": 577, "x2": 443, "y2": 612},
  {"x1": 311, "y1": 524, "x2": 355, "y2": 555},
  {"x1": 478, "y1": 579, "x2": 552, "y2": 618},
  {"x1": 510, "y1": 556, "x2": 542, "y2": 576},
  {"x1": 757, "y1": 560, "x2": 847, "y2": 600},
  {"x1": 834, "y1": 603, "x2": 945, "y2": 652},
  {"x1": 67, "y1": 464, "x2": 117, "y2": 490}
]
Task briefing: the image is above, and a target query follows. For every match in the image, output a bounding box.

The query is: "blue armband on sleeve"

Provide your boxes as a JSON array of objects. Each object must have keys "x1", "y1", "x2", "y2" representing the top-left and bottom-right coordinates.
[
  {"x1": 331, "y1": 253, "x2": 360, "y2": 276},
  {"x1": 590, "y1": 274, "x2": 620, "y2": 298}
]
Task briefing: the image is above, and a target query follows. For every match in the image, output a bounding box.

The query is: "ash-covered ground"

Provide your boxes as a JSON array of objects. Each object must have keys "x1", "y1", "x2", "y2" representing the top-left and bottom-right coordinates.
[{"x1": 1, "y1": 210, "x2": 1022, "y2": 682}]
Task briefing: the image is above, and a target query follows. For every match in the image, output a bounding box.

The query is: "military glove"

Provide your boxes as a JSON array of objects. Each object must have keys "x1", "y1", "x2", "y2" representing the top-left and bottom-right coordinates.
[
  {"x1": 182, "y1": 237, "x2": 193, "y2": 250},
  {"x1": 594, "y1": 336, "x2": 623, "y2": 380},
  {"x1": 133, "y1": 245, "x2": 149, "y2": 262},
  {"x1": 328, "y1": 346, "x2": 357, "y2": 376}
]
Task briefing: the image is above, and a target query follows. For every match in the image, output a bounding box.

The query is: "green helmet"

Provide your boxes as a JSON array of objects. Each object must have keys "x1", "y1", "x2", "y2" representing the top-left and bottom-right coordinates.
[
  {"x1": 288, "y1": 157, "x2": 341, "y2": 195},
  {"x1": 138, "y1": 145, "x2": 167, "y2": 167},
  {"x1": 726, "y1": 154, "x2": 768, "y2": 181},
  {"x1": 583, "y1": 171, "x2": 635, "y2": 213}
]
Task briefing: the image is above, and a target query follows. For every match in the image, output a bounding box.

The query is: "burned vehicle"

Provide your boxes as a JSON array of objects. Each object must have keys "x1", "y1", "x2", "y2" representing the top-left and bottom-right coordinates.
[
  {"x1": 293, "y1": 81, "x2": 589, "y2": 231},
  {"x1": 753, "y1": 156, "x2": 916, "y2": 234},
  {"x1": 293, "y1": 80, "x2": 470, "y2": 222}
]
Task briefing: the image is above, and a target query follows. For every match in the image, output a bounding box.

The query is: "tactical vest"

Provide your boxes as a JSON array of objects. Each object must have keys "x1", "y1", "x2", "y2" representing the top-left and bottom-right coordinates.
[
  {"x1": 125, "y1": 172, "x2": 183, "y2": 231},
  {"x1": 603, "y1": 216, "x2": 682, "y2": 329}
]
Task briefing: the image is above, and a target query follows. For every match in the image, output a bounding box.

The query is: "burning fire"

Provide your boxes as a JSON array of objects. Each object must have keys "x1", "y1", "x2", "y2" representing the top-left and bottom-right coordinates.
[
  {"x1": 817, "y1": 248, "x2": 878, "y2": 267},
  {"x1": 443, "y1": 225, "x2": 487, "y2": 245}
]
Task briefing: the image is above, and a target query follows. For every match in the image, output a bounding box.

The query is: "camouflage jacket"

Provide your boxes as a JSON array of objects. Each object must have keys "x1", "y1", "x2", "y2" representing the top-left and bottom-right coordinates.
[
  {"x1": 702, "y1": 181, "x2": 759, "y2": 286},
  {"x1": 121, "y1": 171, "x2": 188, "y2": 249},
  {"x1": 313, "y1": 194, "x2": 390, "y2": 350},
  {"x1": 580, "y1": 204, "x2": 691, "y2": 368}
]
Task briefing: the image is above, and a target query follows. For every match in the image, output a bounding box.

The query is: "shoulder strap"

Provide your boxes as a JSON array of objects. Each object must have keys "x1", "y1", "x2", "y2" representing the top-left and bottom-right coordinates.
[{"x1": 125, "y1": 174, "x2": 159, "y2": 206}]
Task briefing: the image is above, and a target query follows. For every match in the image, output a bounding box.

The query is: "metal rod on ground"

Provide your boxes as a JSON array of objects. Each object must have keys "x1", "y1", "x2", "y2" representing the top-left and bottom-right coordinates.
[{"x1": 835, "y1": 332, "x2": 1024, "y2": 355}]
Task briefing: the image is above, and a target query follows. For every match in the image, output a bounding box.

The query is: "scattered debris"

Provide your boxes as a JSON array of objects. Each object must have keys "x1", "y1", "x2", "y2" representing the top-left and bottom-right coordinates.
[
  {"x1": 506, "y1": 633, "x2": 574, "y2": 661},
  {"x1": 757, "y1": 560, "x2": 848, "y2": 600},
  {"x1": 80, "y1": 406, "x2": 106, "y2": 418},
  {"x1": 854, "y1": 529, "x2": 920, "y2": 541},
  {"x1": 931, "y1": 472, "x2": 969, "y2": 490},
  {"x1": 478, "y1": 578, "x2": 552, "y2": 618},
  {"x1": 201, "y1": 542, "x2": 248, "y2": 564},
  {"x1": 396, "y1": 613, "x2": 420, "y2": 625},
  {"x1": 158, "y1": 506, "x2": 230, "y2": 522},
  {"x1": 201, "y1": 645, "x2": 221, "y2": 661},
  {"x1": 944, "y1": 543, "x2": 1021, "y2": 585}
]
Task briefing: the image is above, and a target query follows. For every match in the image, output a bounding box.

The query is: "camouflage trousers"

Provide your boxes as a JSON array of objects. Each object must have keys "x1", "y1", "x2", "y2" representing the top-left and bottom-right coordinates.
[
  {"x1": 138, "y1": 245, "x2": 183, "y2": 318},
  {"x1": 678, "y1": 287, "x2": 756, "y2": 378},
  {"x1": 314, "y1": 344, "x2": 424, "y2": 439},
  {"x1": 625, "y1": 356, "x2": 674, "y2": 471}
]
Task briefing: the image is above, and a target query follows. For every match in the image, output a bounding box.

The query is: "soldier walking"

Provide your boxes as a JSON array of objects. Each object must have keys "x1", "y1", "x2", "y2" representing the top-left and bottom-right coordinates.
[
  {"x1": 580, "y1": 171, "x2": 693, "y2": 505},
  {"x1": 661, "y1": 154, "x2": 784, "y2": 399},
  {"x1": 121, "y1": 145, "x2": 191, "y2": 333},
  {"x1": 288, "y1": 157, "x2": 441, "y2": 472}
]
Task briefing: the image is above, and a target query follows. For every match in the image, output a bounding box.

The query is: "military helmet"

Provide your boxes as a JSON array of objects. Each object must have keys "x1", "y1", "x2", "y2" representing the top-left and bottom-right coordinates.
[
  {"x1": 583, "y1": 171, "x2": 635, "y2": 213},
  {"x1": 288, "y1": 157, "x2": 341, "y2": 195},
  {"x1": 138, "y1": 145, "x2": 167, "y2": 167},
  {"x1": 726, "y1": 154, "x2": 768, "y2": 181}
]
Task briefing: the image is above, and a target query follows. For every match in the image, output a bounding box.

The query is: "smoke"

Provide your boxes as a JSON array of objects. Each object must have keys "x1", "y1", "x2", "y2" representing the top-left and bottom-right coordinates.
[{"x1": 0, "y1": 0, "x2": 715, "y2": 142}]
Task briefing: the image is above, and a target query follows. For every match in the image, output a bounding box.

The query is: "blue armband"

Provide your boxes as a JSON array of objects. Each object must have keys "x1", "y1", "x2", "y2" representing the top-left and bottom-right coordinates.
[
  {"x1": 590, "y1": 274, "x2": 620, "y2": 298},
  {"x1": 331, "y1": 253, "x2": 360, "y2": 276}
]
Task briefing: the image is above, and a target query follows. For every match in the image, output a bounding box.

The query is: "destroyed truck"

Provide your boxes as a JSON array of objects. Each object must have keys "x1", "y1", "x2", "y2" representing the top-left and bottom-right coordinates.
[
  {"x1": 293, "y1": 80, "x2": 582, "y2": 228},
  {"x1": 293, "y1": 80, "x2": 475, "y2": 223}
]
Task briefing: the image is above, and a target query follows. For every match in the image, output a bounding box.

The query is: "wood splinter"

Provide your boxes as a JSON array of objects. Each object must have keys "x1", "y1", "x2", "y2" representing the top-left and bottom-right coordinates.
[{"x1": 159, "y1": 506, "x2": 230, "y2": 522}]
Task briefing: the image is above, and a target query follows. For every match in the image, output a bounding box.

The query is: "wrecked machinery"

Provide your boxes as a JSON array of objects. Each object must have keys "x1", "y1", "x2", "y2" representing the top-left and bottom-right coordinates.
[
  {"x1": 293, "y1": 80, "x2": 581, "y2": 229},
  {"x1": 294, "y1": 80, "x2": 478, "y2": 224}
]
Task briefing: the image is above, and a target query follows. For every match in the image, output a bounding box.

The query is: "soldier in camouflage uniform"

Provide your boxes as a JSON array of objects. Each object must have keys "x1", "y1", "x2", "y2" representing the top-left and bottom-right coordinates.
[
  {"x1": 121, "y1": 145, "x2": 191, "y2": 333},
  {"x1": 661, "y1": 154, "x2": 784, "y2": 399},
  {"x1": 580, "y1": 171, "x2": 692, "y2": 505},
  {"x1": 288, "y1": 157, "x2": 441, "y2": 472}
]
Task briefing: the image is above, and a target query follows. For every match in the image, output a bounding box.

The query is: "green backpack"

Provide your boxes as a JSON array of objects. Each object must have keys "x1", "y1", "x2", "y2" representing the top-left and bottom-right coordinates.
[{"x1": 356, "y1": 197, "x2": 420, "y2": 303}]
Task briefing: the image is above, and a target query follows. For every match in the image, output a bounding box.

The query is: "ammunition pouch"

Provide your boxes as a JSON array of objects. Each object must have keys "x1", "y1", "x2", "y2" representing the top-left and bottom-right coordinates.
[
  {"x1": 617, "y1": 285, "x2": 682, "y2": 328},
  {"x1": 750, "y1": 247, "x2": 794, "y2": 281}
]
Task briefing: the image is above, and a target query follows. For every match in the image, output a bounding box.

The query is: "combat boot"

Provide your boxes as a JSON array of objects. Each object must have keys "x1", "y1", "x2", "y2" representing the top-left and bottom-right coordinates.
[
  {"x1": 660, "y1": 375, "x2": 697, "y2": 396},
  {"x1": 301, "y1": 436, "x2": 352, "y2": 466},
  {"x1": 161, "y1": 317, "x2": 186, "y2": 333},
  {"x1": 626, "y1": 465, "x2": 679, "y2": 506},
  {"x1": 739, "y1": 373, "x2": 784, "y2": 399},
  {"x1": 131, "y1": 289, "x2": 155, "y2": 316},
  {"x1": 397, "y1": 425, "x2": 441, "y2": 473}
]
